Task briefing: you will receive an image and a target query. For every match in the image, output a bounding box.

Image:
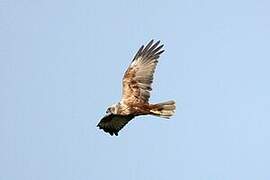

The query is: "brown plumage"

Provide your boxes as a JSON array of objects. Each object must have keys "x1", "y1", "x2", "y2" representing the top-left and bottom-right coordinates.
[{"x1": 97, "y1": 40, "x2": 176, "y2": 136}]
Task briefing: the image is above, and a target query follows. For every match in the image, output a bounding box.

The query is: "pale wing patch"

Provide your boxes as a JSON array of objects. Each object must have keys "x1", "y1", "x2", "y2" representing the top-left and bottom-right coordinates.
[{"x1": 121, "y1": 40, "x2": 165, "y2": 105}]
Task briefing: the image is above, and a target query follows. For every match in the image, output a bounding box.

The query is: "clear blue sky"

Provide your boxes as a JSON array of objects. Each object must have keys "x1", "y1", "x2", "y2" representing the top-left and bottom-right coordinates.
[{"x1": 1, "y1": 0, "x2": 270, "y2": 179}]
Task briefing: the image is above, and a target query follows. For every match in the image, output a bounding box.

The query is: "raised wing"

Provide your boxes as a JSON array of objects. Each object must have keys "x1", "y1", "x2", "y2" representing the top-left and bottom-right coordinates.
[
  {"x1": 97, "y1": 114, "x2": 135, "y2": 136},
  {"x1": 121, "y1": 40, "x2": 165, "y2": 105}
]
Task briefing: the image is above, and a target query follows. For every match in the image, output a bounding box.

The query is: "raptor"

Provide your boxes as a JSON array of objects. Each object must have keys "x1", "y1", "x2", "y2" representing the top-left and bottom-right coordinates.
[{"x1": 97, "y1": 40, "x2": 176, "y2": 136}]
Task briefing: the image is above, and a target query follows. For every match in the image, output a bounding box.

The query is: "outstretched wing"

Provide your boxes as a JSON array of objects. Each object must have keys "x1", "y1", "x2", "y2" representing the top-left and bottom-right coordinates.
[
  {"x1": 121, "y1": 40, "x2": 165, "y2": 105},
  {"x1": 97, "y1": 114, "x2": 135, "y2": 136}
]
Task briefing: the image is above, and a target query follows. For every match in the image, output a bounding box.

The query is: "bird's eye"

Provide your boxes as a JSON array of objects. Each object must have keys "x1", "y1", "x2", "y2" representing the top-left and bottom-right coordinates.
[{"x1": 106, "y1": 108, "x2": 111, "y2": 113}]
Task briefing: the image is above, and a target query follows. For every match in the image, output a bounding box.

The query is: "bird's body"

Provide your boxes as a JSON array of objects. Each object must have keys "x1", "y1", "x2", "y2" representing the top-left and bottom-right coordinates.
[{"x1": 97, "y1": 40, "x2": 176, "y2": 136}]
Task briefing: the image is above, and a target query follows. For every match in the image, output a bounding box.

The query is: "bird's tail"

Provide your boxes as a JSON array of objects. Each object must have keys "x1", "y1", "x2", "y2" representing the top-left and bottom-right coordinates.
[{"x1": 150, "y1": 100, "x2": 176, "y2": 119}]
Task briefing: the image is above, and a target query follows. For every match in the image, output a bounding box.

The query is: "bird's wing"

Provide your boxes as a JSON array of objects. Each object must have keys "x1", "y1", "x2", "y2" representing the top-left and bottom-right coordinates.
[
  {"x1": 121, "y1": 40, "x2": 165, "y2": 105},
  {"x1": 97, "y1": 114, "x2": 135, "y2": 136}
]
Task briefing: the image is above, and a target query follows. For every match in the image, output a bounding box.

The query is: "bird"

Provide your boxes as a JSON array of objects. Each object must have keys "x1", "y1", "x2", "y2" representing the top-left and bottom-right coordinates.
[{"x1": 97, "y1": 39, "x2": 176, "y2": 136}]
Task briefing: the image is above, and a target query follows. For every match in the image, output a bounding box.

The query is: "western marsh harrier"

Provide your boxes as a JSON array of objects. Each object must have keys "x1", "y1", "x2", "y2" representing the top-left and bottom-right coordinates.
[{"x1": 97, "y1": 40, "x2": 176, "y2": 136}]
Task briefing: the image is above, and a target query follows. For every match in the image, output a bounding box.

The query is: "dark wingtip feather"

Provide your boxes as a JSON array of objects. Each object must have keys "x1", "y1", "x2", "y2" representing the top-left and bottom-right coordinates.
[
  {"x1": 142, "y1": 39, "x2": 154, "y2": 54},
  {"x1": 156, "y1": 49, "x2": 165, "y2": 55},
  {"x1": 149, "y1": 39, "x2": 155, "y2": 45},
  {"x1": 131, "y1": 39, "x2": 165, "y2": 64},
  {"x1": 133, "y1": 45, "x2": 144, "y2": 61}
]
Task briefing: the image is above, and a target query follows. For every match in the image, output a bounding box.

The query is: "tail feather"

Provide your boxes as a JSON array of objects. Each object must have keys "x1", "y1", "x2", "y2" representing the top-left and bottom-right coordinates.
[{"x1": 150, "y1": 100, "x2": 176, "y2": 119}]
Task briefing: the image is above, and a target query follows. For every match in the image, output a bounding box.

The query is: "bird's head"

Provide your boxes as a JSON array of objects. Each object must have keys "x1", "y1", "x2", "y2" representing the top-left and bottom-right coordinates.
[{"x1": 106, "y1": 103, "x2": 119, "y2": 114}]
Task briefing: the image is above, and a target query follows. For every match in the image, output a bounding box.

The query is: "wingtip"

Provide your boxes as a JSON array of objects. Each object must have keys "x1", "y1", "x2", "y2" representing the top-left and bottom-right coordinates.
[{"x1": 146, "y1": 39, "x2": 154, "y2": 48}]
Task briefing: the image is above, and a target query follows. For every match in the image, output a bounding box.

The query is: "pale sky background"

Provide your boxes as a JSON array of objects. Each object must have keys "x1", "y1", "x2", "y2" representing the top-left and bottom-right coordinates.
[{"x1": 1, "y1": 0, "x2": 270, "y2": 179}]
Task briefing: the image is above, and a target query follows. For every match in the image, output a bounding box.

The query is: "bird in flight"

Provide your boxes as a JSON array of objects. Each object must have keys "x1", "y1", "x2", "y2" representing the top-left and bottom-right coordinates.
[{"x1": 97, "y1": 40, "x2": 176, "y2": 136}]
